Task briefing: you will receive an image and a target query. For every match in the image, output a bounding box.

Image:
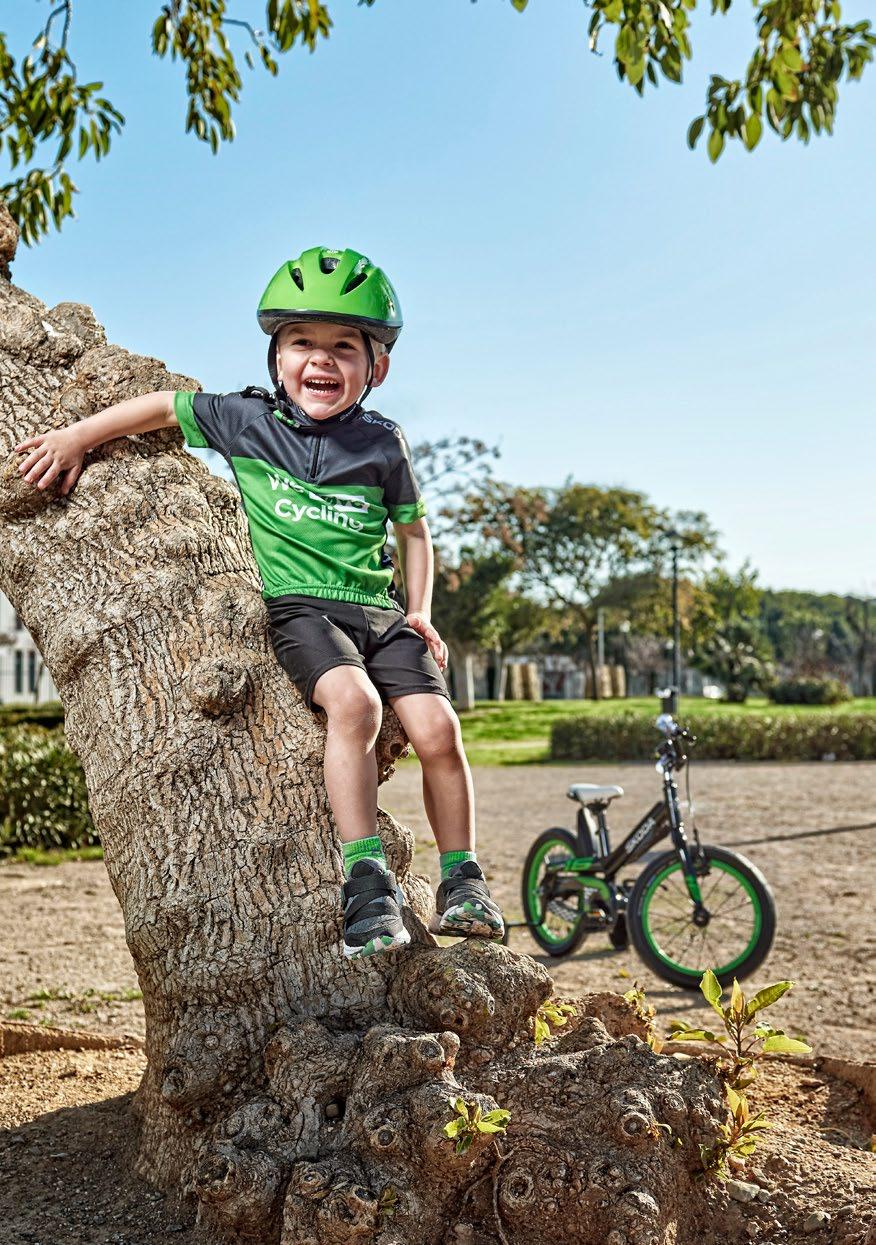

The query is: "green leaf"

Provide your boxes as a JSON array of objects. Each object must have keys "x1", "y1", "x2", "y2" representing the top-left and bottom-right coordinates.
[
  {"x1": 700, "y1": 969, "x2": 724, "y2": 1018},
  {"x1": 453, "y1": 1098, "x2": 469, "y2": 1121},
  {"x1": 725, "y1": 1086, "x2": 743, "y2": 1115},
  {"x1": 510, "y1": 0, "x2": 529, "y2": 11},
  {"x1": 743, "y1": 112, "x2": 763, "y2": 151},
  {"x1": 780, "y1": 45, "x2": 803, "y2": 72},
  {"x1": 444, "y1": 1118, "x2": 465, "y2": 1138},
  {"x1": 687, "y1": 116, "x2": 706, "y2": 148},
  {"x1": 730, "y1": 979, "x2": 745, "y2": 1016},
  {"x1": 744, "y1": 980, "x2": 792, "y2": 1019},
  {"x1": 626, "y1": 56, "x2": 646, "y2": 87},
  {"x1": 455, "y1": 1132, "x2": 474, "y2": 1154},
  {"x1": 761, "y1": 1035, "x2": 812, "y2": 1055},
  {"x1": 481, "y1": 1109, "x2": 511, "y2": 1127},
  {"x1": 477, "y1": 1121, "x2": 506, "y2": 1134}
]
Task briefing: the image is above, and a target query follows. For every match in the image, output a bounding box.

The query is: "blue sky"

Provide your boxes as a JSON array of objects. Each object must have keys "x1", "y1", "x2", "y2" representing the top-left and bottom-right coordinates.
[{"x1": 4, "y1": 0, "x2": 874, "y2": 594}]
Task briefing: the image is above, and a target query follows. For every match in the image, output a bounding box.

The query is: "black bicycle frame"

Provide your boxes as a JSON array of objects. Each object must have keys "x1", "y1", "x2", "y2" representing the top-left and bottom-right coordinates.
[{"x1": 595, "y1": 799, "x2": 670, "y2": 879}]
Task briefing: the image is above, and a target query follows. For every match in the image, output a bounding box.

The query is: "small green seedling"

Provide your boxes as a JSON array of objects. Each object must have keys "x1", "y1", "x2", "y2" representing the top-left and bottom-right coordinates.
[
  {"x1": 699, "y1": 1085, "x2": 772, "y2": 1180},
  {"x1": 670, "y1": 971, "x2": 811, "y2": 1178},
  {"x1": 623, "y1": 983, "x2": 661, "y2": 1052},
  {"x1": 669, "y1": 970, "x2": 811, "y2": 1093},
  {"x1": 443, "y1": 1098, "x2": 510, "y2": 1155},
  {"x1": 530, "y1": 1000, "x2": 578, "y2": 1046},
  {"x1": 377, "y1": 1185, "x2": 398, "y2": 1227}
]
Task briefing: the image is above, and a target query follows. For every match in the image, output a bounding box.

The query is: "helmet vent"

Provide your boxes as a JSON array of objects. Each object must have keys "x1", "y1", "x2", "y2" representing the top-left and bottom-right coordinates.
[
  {"x1": 320, "y1": 254, "x2": 339, "y2": 274},
  {"x1": 290, "y1": 266, "x2": 304, "y2": 291},
  {"x1": 343, "y1": 271, "x2": 368, "y2": 294}
]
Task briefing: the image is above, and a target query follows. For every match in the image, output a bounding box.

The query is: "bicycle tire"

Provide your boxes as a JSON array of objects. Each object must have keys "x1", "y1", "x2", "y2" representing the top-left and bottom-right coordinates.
[
  {"x1": 521, "y1": 828, "x2": 590, "y2": 957},
  {"x1": 627, "y1": 844, "x2": 776, "y2": 989}
]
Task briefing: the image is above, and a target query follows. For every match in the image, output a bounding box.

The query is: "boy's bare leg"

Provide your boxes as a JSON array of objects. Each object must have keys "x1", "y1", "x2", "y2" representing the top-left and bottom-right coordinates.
[
  {"x1": 312, "y1": 665, "x2": 382, "y2": 843},
  {"x1": 313, "y1": 665, "x2": 409, "y2": 959},
  {"x1": 387, "y1": 693, "x2": 474, "y2": 852},
  {"x1": 389, "y1": 692, "x2": 502, "y2": 938}
]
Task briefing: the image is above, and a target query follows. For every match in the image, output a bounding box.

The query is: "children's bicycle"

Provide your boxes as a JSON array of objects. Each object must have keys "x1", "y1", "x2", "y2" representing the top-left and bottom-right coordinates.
[{"x1": 512, "y1": 695, "x2": 776, "y2": 988}]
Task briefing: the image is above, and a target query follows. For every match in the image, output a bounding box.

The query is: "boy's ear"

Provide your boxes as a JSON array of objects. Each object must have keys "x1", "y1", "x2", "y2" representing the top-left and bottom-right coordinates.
[{"x1": 370, "y1": 352, "x2": 390, "y2": 389}]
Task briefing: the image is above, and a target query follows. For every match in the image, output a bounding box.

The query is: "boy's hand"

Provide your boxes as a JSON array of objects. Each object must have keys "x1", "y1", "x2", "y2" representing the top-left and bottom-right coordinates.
[
  {"x1": 15, "y1": 428, "x2": 87, "y2": 496},
  {"x1": 406, "y1": 612, "x2": 448, "y2": 672}
]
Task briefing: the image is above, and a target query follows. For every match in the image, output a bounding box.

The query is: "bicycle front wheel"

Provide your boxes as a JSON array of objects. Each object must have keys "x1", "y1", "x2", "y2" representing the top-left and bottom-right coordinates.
[
  {"x1": 628, "y1": 845, "x2": 775, "y2": 989},
  {"x1": 521, "y1": 828, "x2": 589, "y2": 957}
]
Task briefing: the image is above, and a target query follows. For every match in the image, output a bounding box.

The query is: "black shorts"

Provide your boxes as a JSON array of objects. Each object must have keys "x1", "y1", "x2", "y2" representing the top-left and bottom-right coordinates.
[{"x1": 266, "y1": 594, "x2": 450, "y2": 712}]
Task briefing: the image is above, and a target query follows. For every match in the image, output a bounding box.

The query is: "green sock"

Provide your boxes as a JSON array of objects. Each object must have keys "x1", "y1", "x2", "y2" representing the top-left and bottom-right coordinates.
[
  {"x1": 440, "y1": 850, "x2": 477, "y2": 881},
  {"x1": 342, "y1": 835, "x2": 386, "y2": 878}
]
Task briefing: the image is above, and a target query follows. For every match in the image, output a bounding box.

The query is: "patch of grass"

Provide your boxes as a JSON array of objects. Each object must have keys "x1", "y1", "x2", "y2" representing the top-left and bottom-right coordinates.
[
  {"x1": 26, "y1": 986, "x2": 142, "y2": 1011},
  {"x1": 2, "y1": 845, "x2": 104, "y2": 867},
  {"x1": 6, "y1": 1008, "x2": 32, "y2": 1021}
]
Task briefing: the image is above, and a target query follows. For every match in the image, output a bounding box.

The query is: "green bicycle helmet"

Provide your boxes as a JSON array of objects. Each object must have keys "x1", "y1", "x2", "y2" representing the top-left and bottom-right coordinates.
[{"x1": 257, "y1": 246, "x2": 403, "y2": 347}]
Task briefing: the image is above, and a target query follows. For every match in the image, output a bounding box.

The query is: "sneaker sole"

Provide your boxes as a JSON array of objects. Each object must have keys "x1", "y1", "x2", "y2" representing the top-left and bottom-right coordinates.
[
  {"x1": 429, "y1": 909, "x2": 505, "y2": 940},
  {"x1": 343, "y1": 925, "x2": 412, "y2": 960}
]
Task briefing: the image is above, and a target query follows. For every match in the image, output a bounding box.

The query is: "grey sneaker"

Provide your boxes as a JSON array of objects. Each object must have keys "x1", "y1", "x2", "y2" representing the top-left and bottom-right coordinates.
[
  {"x1": 429, "y1": 860, "x2": 505, "y2": 940},
  {"x1": 342, "y1": 859, "x2": 411, "y2": 959}
]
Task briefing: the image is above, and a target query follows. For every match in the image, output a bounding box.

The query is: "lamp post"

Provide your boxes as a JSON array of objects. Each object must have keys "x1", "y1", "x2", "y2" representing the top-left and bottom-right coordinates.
[{"x1": 667, "y1": 529, "x2": 682, "y2": 701}]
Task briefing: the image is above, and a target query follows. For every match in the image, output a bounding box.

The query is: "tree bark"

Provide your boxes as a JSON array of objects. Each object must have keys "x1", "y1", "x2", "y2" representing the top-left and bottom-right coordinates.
[{"x1": 0, "y1": 212, "x2": 729, "y2": 1245}]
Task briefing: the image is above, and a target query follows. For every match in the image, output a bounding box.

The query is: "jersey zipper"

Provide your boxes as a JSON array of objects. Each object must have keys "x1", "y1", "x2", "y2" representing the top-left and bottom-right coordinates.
[{"x1": 307, "y1": 435, "x2": 323, "y2": 482}]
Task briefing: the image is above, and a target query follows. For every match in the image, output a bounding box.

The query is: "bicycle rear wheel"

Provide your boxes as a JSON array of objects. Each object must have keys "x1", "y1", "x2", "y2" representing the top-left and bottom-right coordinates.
[
  {"x1": 521, "y1": 828, "x2": 589, "y2": 957},
  {"x1": 628, "y1": 844, "x2": 775, "y2": 989}
]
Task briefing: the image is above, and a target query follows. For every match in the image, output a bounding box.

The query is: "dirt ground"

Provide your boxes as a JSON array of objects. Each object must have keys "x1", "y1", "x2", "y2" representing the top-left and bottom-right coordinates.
[
  {"x1": 0, "y1": 761, "x2": 874, "y2": 1244},
  {"x1": 9, "y1": 760, "x2": 871, "y2": 1053}
]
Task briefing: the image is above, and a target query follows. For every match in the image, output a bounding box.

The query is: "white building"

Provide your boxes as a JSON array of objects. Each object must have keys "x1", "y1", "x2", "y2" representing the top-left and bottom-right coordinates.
[{"x1": 0, "y1": 591, "x2": 59, "y2": 704}]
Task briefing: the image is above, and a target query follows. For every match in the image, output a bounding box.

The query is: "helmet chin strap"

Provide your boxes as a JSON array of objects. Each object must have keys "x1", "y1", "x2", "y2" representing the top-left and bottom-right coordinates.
[{"x1": 357, "y1": 333, "x2": 376, "y2": 409}]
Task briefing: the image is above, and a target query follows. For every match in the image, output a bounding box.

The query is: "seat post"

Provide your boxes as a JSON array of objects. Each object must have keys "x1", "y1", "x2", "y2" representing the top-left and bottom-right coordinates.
[
  {"x1": 594, "y1": 806, "x2": 611, "y2": 857},
  {"x1": 576, "y1": 806, "x2": 598, "y2": 857}
]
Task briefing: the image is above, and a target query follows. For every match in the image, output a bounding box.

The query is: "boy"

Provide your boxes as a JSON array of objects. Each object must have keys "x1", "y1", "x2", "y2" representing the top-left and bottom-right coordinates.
[{"x1": 15, "y1": 245, "x2": 504, "y2": 959}]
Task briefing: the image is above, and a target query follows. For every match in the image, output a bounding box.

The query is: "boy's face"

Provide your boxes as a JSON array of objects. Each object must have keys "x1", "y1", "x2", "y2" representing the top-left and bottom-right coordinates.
[{"x1": 274, "y1": 321, "x2": 389, "y2": 419}]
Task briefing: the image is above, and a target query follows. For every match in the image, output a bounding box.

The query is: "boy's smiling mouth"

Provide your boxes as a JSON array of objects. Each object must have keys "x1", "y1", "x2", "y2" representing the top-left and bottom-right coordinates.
[{"x1": 303, "y1": 375, "x2": 342, "y2": 399}]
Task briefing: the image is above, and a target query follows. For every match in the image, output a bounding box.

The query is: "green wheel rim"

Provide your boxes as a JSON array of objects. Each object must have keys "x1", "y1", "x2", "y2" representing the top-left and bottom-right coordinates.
[
  {"x1": 526, "y1": 838, "x2": 583, "y2": 947},
  {"x1": 640, "y1": 859, "x2": 763, "y2": 977}
]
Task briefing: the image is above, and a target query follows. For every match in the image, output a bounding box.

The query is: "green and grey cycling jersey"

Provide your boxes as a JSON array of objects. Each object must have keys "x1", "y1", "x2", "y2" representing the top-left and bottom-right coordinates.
[{"x1": 173, "y1": 389, "x2": 426, "y2": 608}]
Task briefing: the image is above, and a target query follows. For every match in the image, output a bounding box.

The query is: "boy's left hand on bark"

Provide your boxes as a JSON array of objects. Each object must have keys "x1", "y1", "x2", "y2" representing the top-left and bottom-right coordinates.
[{"x1": 406, "y1": 612, "x2": 448, "y2": 671}]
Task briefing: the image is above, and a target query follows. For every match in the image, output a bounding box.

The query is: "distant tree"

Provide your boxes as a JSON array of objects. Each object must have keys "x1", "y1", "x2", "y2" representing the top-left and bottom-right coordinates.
[
  {"x1": 2, "y1": 0, "x2": 874, "y2": 242},
  {"x1": 461, "y1": 481, "x2": 715, "y2": 699},
  {"x1": 430, "y1": 549, "x2": 515, "y2": 710},
  {"x1": 845, "y1": 594, "x2": 874, "y2": 695},
  {"x1": 691, "y1": 565, "x2": 774, "y2": 702}
]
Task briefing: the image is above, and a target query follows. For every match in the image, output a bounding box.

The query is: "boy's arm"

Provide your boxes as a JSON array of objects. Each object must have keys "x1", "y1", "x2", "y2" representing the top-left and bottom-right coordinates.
[
  {"x1": 15, "y1": 391, "x2": 178, "y2": 495},
  {"x1": 393, "y1": 517, "x2": 448, "y2": 671}
]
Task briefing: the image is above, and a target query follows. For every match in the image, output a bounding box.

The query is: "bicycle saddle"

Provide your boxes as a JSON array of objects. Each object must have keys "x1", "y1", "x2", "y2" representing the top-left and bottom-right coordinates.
[{"x1": 567, "y1": 783, "x2": 624, "y2": 806}]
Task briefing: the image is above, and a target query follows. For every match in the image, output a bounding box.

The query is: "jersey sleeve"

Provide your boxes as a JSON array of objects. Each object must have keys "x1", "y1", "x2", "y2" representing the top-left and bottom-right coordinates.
[
  {"x1": 173, "y1": 391, "x2": 254, "y2": 459},
  {"x1": 384, "y1": 428, "x2": 427, "y2": 524}
]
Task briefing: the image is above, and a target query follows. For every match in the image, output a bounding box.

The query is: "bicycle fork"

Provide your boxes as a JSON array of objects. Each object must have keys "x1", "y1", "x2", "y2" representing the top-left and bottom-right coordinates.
[{"x1": 664, "y1": 772, "x2": 707, "y2": 917}]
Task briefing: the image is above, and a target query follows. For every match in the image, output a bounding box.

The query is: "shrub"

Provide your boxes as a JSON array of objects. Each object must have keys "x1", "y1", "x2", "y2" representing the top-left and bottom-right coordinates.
[
  {"x1": 769, "y1": 677, "x2": 852, "y2": 706},
  {"x1": 0, "y1": 725, "x2": 97, "y2": 853},
  {"x1": 550, "y1": 711, "x2": 876, "y2": 762},
  {"x1": 0, "y1": 701, "x2": 64, "y2": 729}
]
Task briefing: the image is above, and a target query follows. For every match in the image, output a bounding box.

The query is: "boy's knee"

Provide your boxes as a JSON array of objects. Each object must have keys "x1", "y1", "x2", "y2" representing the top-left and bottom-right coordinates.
[
  {"x1": 411, "y1": 704, "x2": 461, "y2": 761},
  {"x1": 323, "y1": 678, "x2": 383, "y2": 736}
]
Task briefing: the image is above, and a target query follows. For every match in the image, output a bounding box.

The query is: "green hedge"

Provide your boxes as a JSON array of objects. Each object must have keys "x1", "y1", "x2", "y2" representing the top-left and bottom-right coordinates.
[
  {"x1": 0, "y1": 700, "x2": 65, "y2": 729},
  {"x1": 0, "y1": 725, "x2": 97, "y2": 853},
  {"x1": 769, "y1": 677, "x2": 852, "y2": 706},
  {"x1": 550, "y1": 711, "x2": 876, "y2": 762}
]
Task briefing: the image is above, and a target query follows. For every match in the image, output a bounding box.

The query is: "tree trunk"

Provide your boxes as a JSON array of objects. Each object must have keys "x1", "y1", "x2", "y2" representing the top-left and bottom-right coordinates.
[
  {"x1": 0, "y1": 211, "x2": 729, "y2": 1245},
  {"x1": 583, "y1": 625, "x2": 600, "y2": 702},
  {"x1": 449, "y1": 645, "x2": 476, "y2": 712}
]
